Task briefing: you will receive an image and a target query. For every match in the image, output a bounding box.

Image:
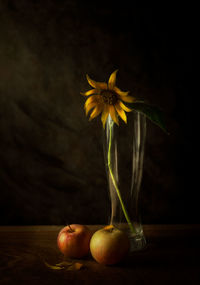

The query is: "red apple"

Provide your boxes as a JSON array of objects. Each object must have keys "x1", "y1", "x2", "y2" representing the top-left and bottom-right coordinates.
[
  {"x1": 90, "y1": 225, "x2": 130, "y2": 265},
  {"x1": 57, "y1": 224, "x2": 92, "y2": 258}
]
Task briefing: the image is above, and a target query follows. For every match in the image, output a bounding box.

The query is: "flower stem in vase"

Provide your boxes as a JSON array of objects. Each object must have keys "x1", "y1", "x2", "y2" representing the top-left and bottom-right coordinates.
[{"x1": 107, "y1": 116, "x2": 136, "y2": 235}]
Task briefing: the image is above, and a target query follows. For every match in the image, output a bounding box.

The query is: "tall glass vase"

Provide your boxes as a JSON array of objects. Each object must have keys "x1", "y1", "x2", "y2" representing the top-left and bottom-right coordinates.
[{"x1": 103, "y1": 111, "x2": 146, "y2": 251}]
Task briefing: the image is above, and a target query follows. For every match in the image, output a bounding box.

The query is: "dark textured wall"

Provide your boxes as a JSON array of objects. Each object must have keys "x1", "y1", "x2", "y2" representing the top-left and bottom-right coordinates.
[{"x1": 0, "y1": 0, "x2": 195, "y2": 225}]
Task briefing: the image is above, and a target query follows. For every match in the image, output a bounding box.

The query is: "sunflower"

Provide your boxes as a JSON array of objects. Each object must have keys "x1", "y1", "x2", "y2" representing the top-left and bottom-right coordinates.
[{"x1": 81, "y1": 70, "x2": 135, "y2": 128}]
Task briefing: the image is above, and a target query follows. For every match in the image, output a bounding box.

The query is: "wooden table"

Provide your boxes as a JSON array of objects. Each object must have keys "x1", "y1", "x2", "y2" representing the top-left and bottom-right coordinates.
[{"x1": 0, "y1": 225, "x2": 200, "y2": 285}]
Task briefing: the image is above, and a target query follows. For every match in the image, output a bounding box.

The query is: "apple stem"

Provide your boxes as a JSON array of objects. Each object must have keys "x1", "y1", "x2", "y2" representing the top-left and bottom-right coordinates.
[
  {"x1": 107, "y1": 120, "x2": 136, "y2": 235},
  {"x1": 68, "y1": 225, "x2": 74, "y2": 233}
]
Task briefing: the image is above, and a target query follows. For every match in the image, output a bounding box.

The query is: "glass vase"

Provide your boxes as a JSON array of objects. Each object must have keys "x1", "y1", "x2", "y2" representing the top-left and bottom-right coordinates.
[{"x1": 103, "y1": 111, "x2": 146, "y2": 251}]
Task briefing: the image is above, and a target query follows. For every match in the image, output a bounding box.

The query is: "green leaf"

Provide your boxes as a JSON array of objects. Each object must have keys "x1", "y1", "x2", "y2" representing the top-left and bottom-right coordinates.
[{"x1": 129, "y1": 102, "x2": 169, "y2": 134}]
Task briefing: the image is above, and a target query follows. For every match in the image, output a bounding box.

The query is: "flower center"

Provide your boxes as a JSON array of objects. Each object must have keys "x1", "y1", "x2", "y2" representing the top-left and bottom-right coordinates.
[{"x1": 101, "y1": 90, "x2": 118, "y2": 105}]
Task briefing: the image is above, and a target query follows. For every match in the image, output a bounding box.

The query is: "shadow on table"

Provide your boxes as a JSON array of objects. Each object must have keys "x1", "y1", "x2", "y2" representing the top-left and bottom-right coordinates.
[{"x1": 120, "y1": 234, "x2": 200, "y2": 269}]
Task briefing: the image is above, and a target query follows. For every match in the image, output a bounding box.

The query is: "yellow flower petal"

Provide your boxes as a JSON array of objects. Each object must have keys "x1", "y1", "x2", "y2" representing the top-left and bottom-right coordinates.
[
  {"x1": 108, "y1": 70, "x2": 118, "y2": 90},
  {"x1": 113, "y1": 86, "x2": 129, "y2": 97},
  {"x1": 104, "y1": 225, "x2": 114, "y2": 230},
  {"x1": 67, "y1": 262, "x2": 84, "y2": 271},
  {"x1": 81, "y1": 89, "x2": 99, "y2": 96},
  {"x1": 109, "y1": 105, "x2": 119, "y2": 125},
  {"x1": 101, "y1": 105, "x2": 109, "y2": 128},
  {"x1": 44, "y1": 261, "x2": 64, "y2": 270},
  {"x1": 85, "y1": 102, "x2": 96, "y2": 116},
  {"x1": 119, "y1": 101, "x2": 132, "y2": 112},
  {"x1": 86, "y1": 74, "x2": 107, "y2": 89},
  {"x1": 115, "y1": 103, "x2": 127, "y2": 123},
  {"x1": 56, "y1": 261, "x2": 73, "y2": 266},
  {"x1": 84, "y1": 95, "x2": 101, "y2": 109},
  {"x1": 121, "y1": 95, "x2": 135, "y2": 103},
  {"x1": 89, "y1": 105, "x2": 103, "y2": 121}
]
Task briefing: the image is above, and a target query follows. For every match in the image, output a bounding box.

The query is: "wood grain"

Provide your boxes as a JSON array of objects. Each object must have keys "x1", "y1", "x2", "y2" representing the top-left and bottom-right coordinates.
[{"x1": 0, "y1": 225, "x2": 200, "y2": 285}]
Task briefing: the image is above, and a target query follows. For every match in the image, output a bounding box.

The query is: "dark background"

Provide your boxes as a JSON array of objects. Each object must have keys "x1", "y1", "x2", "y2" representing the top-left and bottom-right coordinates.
[{"x1": 0, "y1": 0, "x2": 196, "y2": 225}]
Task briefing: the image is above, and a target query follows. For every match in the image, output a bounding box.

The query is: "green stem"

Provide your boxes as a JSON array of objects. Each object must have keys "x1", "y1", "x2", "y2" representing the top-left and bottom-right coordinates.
[{"x1": 107, "y1": 120, "x2": 136, "y2": 235}]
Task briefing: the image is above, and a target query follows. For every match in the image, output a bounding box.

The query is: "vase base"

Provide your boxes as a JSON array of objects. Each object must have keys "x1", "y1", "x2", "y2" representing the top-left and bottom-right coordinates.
[
  {"x1": 129, "y1": 234, "x2": 146, "y2": 252},
  {"x1": 111, "y1": 223, "x2": 146, "y2": 251}
]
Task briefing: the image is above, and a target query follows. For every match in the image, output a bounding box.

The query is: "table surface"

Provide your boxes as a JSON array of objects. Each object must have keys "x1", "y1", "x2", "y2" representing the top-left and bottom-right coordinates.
[{"x1": 0, "y1": 224, "x2": 200, "y2": 285}]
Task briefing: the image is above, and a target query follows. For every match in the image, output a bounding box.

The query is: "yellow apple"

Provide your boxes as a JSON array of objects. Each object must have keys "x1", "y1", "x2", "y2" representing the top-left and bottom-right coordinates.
[{"x1": 90, "y1": 225, "x2": 130, "y2": 265}]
